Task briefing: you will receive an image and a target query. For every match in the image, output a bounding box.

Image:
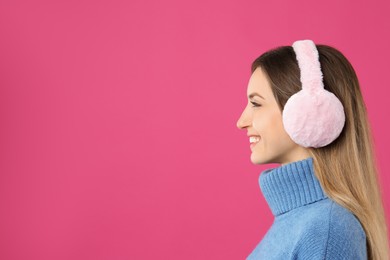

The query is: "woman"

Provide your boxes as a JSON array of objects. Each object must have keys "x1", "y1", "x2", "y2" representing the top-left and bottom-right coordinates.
[{"x1": 236, "y1": 40, "x2": 389, "y2": 260}]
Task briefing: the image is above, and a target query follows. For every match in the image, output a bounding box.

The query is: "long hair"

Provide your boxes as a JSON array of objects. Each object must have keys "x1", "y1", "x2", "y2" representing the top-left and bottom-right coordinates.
[{"x1": 251, "y1": 44, "x2": 389, "y2": 260}]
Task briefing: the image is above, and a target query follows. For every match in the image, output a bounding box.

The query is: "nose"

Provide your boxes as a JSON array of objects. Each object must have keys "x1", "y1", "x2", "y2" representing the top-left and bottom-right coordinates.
[{"x1": 236, "y1": 109, "x2": 250, "y2": 130}]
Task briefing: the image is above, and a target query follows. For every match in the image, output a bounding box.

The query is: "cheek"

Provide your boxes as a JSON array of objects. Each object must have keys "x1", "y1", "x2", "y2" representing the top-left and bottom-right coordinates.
[
  {"x1": 272, "y1": 114, "x2": 286, "y2": 134},
  {"x1": 251, "y1": 109, "x2": 287, "y2": 134},
  {"x1": 252, "y1": 114, "x2": 279, "y2": 138},
  {"x1": 273, "y1": 115, "x2": 296, "y2": 145},
  {"x1": 266, "y1": 113, "x2": 290, "y2": 142}
]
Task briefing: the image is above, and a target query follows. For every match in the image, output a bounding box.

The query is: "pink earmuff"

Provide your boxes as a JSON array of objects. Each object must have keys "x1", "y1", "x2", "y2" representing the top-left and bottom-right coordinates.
[{"x1": 282, "y1": 40, "x2": 346, "y2": 148}]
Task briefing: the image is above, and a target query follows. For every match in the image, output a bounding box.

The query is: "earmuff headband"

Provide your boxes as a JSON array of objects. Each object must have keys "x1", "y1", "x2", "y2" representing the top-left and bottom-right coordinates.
[{"x1": 292, "y1": 40, "x2": 324, "y2": 92}]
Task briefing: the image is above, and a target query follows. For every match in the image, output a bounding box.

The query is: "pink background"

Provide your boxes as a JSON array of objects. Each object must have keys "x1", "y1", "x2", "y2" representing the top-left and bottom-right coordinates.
[{"x1": 1, "y1": 0, "x2": 389, "y2": 259}]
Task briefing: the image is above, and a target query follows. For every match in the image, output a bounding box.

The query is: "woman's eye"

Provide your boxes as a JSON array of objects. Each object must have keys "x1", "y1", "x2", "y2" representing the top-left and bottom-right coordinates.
[{"x1": 251, "y1": 101, "x2": 261, "y2": 107}]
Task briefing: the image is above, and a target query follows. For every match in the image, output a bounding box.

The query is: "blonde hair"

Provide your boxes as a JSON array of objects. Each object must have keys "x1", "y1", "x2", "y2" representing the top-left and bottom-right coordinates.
[{"x1": 251, "y1": 44, "x2": 389, "y2": 260}]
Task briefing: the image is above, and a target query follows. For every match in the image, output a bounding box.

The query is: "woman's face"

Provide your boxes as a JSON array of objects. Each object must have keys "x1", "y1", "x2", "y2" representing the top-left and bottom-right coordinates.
[{"x1": 236, "y1": 67, "x2": 310, "y2": 165}]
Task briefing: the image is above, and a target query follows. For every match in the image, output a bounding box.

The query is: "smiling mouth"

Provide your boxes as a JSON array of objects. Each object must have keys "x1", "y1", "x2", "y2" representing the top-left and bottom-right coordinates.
[{"x1": 250, "y1": 141, "x2": 260, "y2": 149}]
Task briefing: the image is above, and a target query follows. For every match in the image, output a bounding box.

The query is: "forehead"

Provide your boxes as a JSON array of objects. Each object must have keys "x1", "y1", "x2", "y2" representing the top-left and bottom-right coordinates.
[{"x1": 247, "y1": 67, "x2": 271, "y2": 97}]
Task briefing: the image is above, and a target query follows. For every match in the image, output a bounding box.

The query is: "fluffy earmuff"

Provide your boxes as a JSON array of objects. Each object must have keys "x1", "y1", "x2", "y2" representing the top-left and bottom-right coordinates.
[{"x1": 282, "y1": 40, "x2": 346, "y2": 148}]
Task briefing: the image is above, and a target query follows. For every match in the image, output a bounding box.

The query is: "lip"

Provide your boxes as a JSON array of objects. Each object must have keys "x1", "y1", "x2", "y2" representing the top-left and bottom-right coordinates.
[
  {"x1": 250, "y1": 140, "x2": 260, "y2": 149},
  {"x1": 249, "y1": 134, "x2": 261, "y2": 149}
]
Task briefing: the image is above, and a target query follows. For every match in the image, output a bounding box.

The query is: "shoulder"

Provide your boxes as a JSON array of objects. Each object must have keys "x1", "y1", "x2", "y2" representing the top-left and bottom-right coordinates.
[
  {"x1": 325, "y1": 201, "x2": 367, "y2": 259},
  {"x1": 293, "y1": 199, "x2": 367, "y2": 259},
  {"x1": 327, "y1": 201, "x2": 366, "y2": 239},
  {"x1": 302, "y1": 199, "x2": 366, "y2": 239}
]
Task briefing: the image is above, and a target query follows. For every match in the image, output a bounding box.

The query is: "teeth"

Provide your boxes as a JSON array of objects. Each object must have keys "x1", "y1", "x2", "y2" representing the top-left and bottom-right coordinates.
[{"x1": 249, "y1": 136, "x2": 260, "y2": 143}]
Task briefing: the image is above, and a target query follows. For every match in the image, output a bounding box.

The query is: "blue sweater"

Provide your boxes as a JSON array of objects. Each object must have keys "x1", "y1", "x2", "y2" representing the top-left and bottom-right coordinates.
[{"x1": 246, "y1": 157, "x2": 367, "y2": 259}]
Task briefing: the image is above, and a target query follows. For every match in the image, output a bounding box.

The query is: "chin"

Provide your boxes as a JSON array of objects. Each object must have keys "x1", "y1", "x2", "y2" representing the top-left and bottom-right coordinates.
[
  {"x1": 250, "y1": 153, "x2": 269, "y2": 165},
  {"x1": 251, "y1": 151, "x2": 283, "y2": 165}
]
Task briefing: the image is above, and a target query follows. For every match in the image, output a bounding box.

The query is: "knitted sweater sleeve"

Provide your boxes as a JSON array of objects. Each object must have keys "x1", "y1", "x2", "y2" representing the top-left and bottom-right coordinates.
[{"x1": 294, "y1": 202, "x2": 367, "y2": 259}]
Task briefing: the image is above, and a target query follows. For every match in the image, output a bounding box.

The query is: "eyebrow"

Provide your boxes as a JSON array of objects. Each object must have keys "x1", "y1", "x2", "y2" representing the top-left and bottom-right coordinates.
[{"x1": 248, "y1": 93, "x2": 265, "y2": 100}]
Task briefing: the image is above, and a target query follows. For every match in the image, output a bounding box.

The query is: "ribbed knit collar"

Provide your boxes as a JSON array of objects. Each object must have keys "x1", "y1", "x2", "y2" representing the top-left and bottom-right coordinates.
[{"x1": 259, "y1": 157, "x2": 328, "y2": 216}]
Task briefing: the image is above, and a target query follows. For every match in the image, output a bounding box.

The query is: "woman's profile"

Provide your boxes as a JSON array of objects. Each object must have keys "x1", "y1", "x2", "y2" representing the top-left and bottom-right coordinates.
[{"x1": 236, "y1": 40, "x2": 389, "y2": 260}]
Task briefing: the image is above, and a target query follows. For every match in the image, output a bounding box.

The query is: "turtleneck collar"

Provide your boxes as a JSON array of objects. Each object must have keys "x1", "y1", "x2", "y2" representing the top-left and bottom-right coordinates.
[{"x1": 259, "y1": 157, "x2": 328, "y2": 217}]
